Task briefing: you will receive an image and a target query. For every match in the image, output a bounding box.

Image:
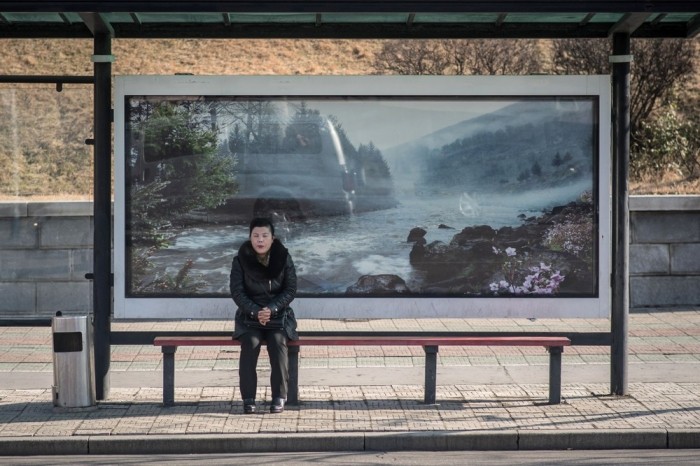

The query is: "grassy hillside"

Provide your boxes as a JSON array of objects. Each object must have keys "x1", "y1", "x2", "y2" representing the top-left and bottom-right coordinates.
[
  {"x1": 0, "y1": 38, "x2": 697, "y2": 198},
  {"x1": 2, "y1": 38, "x2": 382, "y2": 76},
  {"x1": 0, "y1": 39, "x2": 383, "y2": 199}
]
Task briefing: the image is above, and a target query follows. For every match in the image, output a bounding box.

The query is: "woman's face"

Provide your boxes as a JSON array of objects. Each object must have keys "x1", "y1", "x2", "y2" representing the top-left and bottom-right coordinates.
[{"x1": 250, "y1": 226, "x2": 274, "y2": 255}]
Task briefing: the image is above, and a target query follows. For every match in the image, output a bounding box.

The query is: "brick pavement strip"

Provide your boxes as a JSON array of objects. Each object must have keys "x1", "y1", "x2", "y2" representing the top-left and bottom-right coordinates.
[
  {"x1": 1, "y1": 310, "x2": 700, "y2": 451},
  {"x1": 3, "y1": 311, "x2": 700, "y2": 373},
  {"x1": 0, "y1": 383, "x2": 699, "y2": 442}
]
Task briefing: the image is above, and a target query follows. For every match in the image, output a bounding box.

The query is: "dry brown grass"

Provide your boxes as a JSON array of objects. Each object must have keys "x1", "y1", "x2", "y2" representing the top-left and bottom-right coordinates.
[
  {"x1": 1, "y1": 38, "x2": 383, "y2": 76},
  {"x1": 631, "y1": 173, "x2": 700, "y2": 195},
  {"x1": 1, "y1": 39, "x2": 385, "y2": 201},
  {"x1": 1, "y1": 38, "x2": 698, "y2": 199}
]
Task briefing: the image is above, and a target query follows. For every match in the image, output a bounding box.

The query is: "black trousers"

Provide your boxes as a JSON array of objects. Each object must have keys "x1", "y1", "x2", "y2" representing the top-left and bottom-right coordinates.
[{"x1": 238, "y1": 327, "x2": 289, "y2": 400}]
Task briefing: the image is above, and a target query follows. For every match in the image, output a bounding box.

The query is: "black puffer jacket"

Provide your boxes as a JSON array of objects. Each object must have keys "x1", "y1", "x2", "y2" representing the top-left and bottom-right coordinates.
[{"x1": 230, "y1": 239, "x2": 298, "y2": 340}]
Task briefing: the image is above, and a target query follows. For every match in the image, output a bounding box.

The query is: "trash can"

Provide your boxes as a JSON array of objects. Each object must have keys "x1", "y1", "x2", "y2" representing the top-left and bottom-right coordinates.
[{"x1": 51, "y1": 312, "x2": 96, "y2": 408}]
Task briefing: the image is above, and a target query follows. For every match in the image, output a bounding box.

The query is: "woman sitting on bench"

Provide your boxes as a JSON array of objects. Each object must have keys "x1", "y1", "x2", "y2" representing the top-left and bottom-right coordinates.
[{"x1": 230, "y1": 217, "x2": 298, "y2": 414}]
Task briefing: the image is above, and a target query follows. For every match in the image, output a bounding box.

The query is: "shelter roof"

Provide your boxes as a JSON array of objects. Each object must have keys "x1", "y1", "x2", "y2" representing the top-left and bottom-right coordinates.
[{"x1": 0, "y1": 1, "x2": 698, "y2": 39}]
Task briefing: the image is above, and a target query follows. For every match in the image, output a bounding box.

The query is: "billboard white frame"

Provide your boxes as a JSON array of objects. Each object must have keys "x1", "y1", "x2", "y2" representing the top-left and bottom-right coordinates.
[{"x1": 114, "y1": 75, "x2": 611, "y2": 320}]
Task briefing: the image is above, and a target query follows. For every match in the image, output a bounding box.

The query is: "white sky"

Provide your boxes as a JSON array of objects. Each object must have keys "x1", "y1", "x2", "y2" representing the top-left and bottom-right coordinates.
[{"x1": 296, "y1": 99, "x2": 513, "y2": 150}]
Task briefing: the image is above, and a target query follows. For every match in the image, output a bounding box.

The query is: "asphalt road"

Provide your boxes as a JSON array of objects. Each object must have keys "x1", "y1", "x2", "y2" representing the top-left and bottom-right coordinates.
[{"x1": 2, "y1": 450, "x2": 700, "y2": 466}]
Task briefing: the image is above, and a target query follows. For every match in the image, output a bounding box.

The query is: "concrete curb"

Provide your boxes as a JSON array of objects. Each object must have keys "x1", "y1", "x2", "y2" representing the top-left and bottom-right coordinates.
[
  {"x1": 518, "y1": 429, "x2": 668, "y2": 450},
  {"x1": 2, "y1": 430, "x2": 699, "y2": 456},
  {"x1": 0, "y1": 437, "x2": 89, "y2": 456},
  {"x1": 89, "y1": 432, "x2": 366, "y2": 455},
  {"x1": 668, "y1": 429, "x2": 700, "y2": 449},
  {"x1": 364, "y1": 431, "x2": 518, "y2": 451}
]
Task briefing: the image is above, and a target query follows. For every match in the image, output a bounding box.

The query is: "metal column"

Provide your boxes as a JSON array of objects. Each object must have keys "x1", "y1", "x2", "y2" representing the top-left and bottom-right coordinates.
[
  {"x1": 288, "y1": 346, "x2": 300, "y2": 405},
  {"x1": 547, "y1": 346, "x2": 563, "y2": 404},
  {"x1": 93, "y1": 32, "x2": 112, "y2": 400},
  {"x1": 423, "y1": 345, "x2": 438, "y2": 404},
  {"x1": 610, "y1": 32, "x2": 631, "y2": 396},
  {"x1": 162, "y1": 347, "x2": 176, "y2": 406}
]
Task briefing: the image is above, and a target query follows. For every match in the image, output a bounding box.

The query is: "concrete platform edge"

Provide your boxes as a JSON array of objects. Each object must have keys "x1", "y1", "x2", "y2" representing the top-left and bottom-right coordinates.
[
  {"x1": 87, "y1": 432, "x2": 366, "y2": 455},
  {"x1": 1, "y1": 430, "x2": 700, "y2": 456},
  {"x1": 518, "y1": 428, "x2": 669, "y2": 450},
  {"x1": 0, "y1": 436, "x2": 89, "y2": 456}
]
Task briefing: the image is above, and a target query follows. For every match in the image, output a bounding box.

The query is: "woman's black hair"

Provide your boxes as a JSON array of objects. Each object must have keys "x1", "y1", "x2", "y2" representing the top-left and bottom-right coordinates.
[{"x1": 249, "y1": 217, "x2": 275, "y2": 236}]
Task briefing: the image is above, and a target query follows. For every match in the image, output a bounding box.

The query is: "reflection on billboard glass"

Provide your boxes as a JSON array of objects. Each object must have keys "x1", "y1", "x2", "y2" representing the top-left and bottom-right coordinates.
[{"x1": 124, "y1": 96, "x2": 598, "y2": 300}]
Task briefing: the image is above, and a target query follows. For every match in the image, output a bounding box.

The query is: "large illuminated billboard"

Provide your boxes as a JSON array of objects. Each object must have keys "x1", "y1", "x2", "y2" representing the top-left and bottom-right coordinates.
[{"x1": 114, "y1": 75, "x2": 611, "y2": 319}]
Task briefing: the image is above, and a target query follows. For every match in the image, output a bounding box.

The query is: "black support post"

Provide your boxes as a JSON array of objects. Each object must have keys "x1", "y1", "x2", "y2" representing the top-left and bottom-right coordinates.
[
  {"x1": 93, "y1": 32, "x2": 112, "y2": 400},
  {"x1": 610, "y1": 32, "x2": 631, "y2": 396},
  {"x1": 548, "y1": 346, "x2": 563, "y2": 404},
  {"x1": 162, "y1": 346, "x2": 176, "y2": 406},
  {"x1": 423, "y1": 345, "x2": 438, "y2": 404},
  {"x1": 288, "y1": 346, "x2": 300, "y2": 405}
]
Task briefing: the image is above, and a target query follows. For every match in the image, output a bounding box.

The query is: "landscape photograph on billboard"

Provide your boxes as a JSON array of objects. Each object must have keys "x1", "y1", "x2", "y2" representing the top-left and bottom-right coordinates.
[{"x1": 114, "y1": 76, "x2": 610, "y2": 319}]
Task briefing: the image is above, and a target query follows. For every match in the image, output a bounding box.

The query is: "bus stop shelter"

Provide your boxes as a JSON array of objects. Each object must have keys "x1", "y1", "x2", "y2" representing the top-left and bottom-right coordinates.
[{"x1": 0, "y1": 1, "x2": 698, "y2": 401}]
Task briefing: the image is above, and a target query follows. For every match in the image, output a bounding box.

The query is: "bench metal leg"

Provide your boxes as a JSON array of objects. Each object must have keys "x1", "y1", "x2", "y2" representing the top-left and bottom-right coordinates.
[
  {"x1": 288, "y1": 346, "x2": 300, "y2": 405},
  {"x1": 548, "y1": 346, "x2": 563, "y2": 404},
  {"x1": 423, "y1": 345, "x2": 439, "y2": 404},
  {"x1": 162, "y1": 346, "x2": 176, "y2": 407}
]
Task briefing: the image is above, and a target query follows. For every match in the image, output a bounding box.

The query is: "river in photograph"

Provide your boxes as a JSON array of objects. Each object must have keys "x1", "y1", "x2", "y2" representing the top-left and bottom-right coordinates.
[{"x1": 144, "y1": 180, "x2": 590, "y2": 296}]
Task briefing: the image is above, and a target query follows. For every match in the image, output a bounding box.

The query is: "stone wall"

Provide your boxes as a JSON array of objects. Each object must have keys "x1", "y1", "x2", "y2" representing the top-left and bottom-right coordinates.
[
  {"x1": 0, "y1": 197, "x2": 698, "y2": 319},
  {"x1": 0, "y1": 202, "x2": 95, "y2": 319},
  {"x1": 629, "y1": 196, "x2": 700, "y2": 308}
]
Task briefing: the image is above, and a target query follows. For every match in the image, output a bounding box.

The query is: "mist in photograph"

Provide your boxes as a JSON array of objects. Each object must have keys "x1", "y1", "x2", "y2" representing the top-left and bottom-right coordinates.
[{"x1": 124, "y1": 96, "x2": 598, "y2": 299}]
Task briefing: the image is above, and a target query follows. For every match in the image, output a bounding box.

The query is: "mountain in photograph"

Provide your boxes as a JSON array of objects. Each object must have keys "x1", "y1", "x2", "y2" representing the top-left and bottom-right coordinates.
[{"x1": 384, "y1": 100, "x2": 594, "y2": 195}]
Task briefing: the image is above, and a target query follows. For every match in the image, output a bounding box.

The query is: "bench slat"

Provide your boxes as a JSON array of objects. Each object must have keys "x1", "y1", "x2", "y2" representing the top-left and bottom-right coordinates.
[{"x1": 154, "y1": 335, "x2": 570, "y2": 347}]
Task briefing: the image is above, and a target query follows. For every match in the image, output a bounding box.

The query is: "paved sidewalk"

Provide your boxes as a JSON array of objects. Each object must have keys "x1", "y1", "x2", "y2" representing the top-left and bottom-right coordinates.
[{"x1": 1, "y1": 308, "x2": 699, "y2": 454}]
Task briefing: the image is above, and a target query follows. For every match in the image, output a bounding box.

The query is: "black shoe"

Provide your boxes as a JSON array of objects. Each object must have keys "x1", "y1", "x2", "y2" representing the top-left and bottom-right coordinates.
[
  {"x1": 270, "y1": 397, "x2": 285, "y2": 414},
  {"x1": 243, "y1": 399, "x2": 256, "y2": 414}
]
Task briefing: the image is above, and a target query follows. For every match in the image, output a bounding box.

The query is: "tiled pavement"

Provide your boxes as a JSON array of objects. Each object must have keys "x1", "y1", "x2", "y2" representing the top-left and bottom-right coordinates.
[
  {"x1": 4, "y1": 310, "x2": 700, "y2": 373},
  {"x1": 1, "y1": 308, "x2": 699, "y2": 453}
]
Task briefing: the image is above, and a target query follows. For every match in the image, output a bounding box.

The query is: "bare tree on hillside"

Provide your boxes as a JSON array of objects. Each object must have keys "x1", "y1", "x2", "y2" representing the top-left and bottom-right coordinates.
[
  {"x1": 373, "y1": 40, "x2": 452, "y2": 75},
  {"x1": 551, "y1": 38, "x2": 695, "y2": 134},
  {"x1": 552, "y1": 38, "x2": 697, "y2": 179},
  {"x1": 373, "y1": 39, "x2": 542, "y2": 76},
  {"x1": 448, "y1": 39, "x2": 541, "y2": 75}
]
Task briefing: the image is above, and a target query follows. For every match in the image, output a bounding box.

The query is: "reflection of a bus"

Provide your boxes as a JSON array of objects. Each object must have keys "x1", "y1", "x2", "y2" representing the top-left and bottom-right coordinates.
[
  {"x1": 235, "y1": 118, "x2": 358, "y2": 222},
  {"x1": 131, "y1": 117, "x2": 396, "y2": 223}
]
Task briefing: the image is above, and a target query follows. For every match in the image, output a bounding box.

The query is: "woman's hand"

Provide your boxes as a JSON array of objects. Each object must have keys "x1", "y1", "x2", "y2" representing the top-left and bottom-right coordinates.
[{"x1": 258, "y1": 307, "x2": 272, "y2": 326}]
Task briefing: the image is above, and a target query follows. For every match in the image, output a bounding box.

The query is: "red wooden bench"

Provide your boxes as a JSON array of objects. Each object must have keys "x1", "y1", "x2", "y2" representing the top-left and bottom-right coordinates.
[{"x1": 154, "y1": 335, "x2": 570, "y2": 407}]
